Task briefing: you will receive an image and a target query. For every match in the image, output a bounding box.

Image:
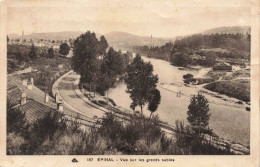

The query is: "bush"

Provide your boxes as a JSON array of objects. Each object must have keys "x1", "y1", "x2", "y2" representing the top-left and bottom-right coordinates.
[
  {"x1": 6, "y1": 105, "x2": 236, "y2": 155},
  {"x1": 26, "y1": 110, "x2": 67, "y2": 153},
  {"x1": 174, "y1": 120, "x2": 234, "y2": 155},
  {"x1": 59, "y1": 43, "x2": 70, "y2": 56},
  {"x1": 108, "y1": 98, "x2": 117, "y2": 106},
  {"x1": 7, "y1": 133, "x2": 26, "y2": 155},
  {"x1": 183, "y1": 74, "x2": 193, "y2": 79},
  {"x1": 7, "y1": 107, "x2": 29, "y2": 137},
  {"x1": 98, "y1": 100, "x2": 107, "y2": 106},
  {"x1": 48, "y1": 48, "x2": 55, "y2": 59},
  {"x1": 97, "y1": 113, "x2": 164, "y2": 154}
]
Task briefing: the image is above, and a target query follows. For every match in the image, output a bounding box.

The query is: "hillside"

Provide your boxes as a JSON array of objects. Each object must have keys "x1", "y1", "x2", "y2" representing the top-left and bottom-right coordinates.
[
  {"x1": 104, "y1": 31, "x2": 174, "y2": 50},
  {"x1": 8, "y1": 26, "x2": 249, "y2": 50},
  {"x1": 202, "y1": 26, "x2": 250, "y2": 35},
  {"x1": 9, "y1": 31, "x2": 84, "y2": 41},
  {"x1": 8, "y1": 31, "x2": 175, "y2": 50},
  {"x1": 133, "y1": 26, "x2": 251, "y2": 65}
]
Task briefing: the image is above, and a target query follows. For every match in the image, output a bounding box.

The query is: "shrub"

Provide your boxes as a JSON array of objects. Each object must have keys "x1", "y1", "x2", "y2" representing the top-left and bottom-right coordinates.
[
  {"x1": 7, "y1": 133, "x2": 26, "y2": 155},
  {"x1": 98, "y1": 100, "x2": 107, "y2": 106},
  {"x1": 26, "y1": 110, "x2": 67, "y2": 153},
  {"x1": 48, "y1": 48, "x2": 55, "y2": 59},
  {"x1": 7, "y1": 107, "x2": 29, "y2": 137},
  {"x1": 174, "y1": 120, "x2": 234, "y2": 155},
  {"x1": 108, "y1": 98, "x2": 117, "y2": 106},
  {"x1": 59, "y1": 43, "x2": 70, "y2": 56},
  {"x1": 183, "y1": 73, "x2": 193, "y2": 79}
]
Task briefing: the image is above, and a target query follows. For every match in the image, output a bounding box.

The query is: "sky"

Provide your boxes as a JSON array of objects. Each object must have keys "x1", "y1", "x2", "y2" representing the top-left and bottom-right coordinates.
[{"x1": 7, "y1": 0, "x2": 251, "y2": 38}]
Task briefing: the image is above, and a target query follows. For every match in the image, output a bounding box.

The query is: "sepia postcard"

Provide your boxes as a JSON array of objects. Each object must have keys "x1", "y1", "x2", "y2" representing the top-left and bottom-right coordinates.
[{"x1": 0, "y1": 0, "x2": 259, "y2": 166}]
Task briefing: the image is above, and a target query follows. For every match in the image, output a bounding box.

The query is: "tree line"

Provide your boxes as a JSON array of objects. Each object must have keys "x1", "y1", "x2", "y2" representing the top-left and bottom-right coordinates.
[
  {"x1": 8, "y1": 42, "x2": 70, "y2": 62},
  {"x1": 72, "y1": 31, "x2": 133, "y2": 96},
  {"x1": 133, "y1": 32, "x2": 250, "y2": 67}
]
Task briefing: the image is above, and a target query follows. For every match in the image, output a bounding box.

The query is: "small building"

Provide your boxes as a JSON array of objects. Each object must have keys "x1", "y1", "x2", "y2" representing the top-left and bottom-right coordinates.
[
  {"x1": 17, "y1": 100, "x2": 54, "y2": 123},
  {"x1": 189, "y1": 54, "x2": 205, "y2": 61},
  {"x1": 213, "y1": 62, "x2": 232, "y2": 71}
]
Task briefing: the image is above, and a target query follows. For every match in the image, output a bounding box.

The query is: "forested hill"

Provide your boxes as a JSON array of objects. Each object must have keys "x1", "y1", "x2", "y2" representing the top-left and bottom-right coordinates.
[
  {"x1": 173, "y1": 33, "x2": 250, "y2": 54},
  {"x1": 132, "y1": 27, "x2": 250, "y2": 66},
  {"x1": 202, "y1": 26, "x2": 250, "y2": 35}
]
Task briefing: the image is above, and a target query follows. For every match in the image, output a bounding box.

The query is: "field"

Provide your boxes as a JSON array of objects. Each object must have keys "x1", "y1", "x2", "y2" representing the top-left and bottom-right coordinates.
[{"x1": 204, "y1": 80, "x2": 250, "y2": 102}]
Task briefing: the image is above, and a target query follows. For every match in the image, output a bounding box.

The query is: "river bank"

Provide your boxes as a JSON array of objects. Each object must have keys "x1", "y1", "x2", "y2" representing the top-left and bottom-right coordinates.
[{"x1": 108, "y1": 55, "x2": 250, "y2": 147}]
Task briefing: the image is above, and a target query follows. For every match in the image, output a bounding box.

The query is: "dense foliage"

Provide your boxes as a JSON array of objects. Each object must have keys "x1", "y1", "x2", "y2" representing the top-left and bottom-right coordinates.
[
  {"x1": 204, "y1": 80, "x2": 250, "y2": 102},
  {"x1": 28, "y1": 44, "x2": 37, "y2": 59},
  {"x1": 125, "y1": 55, "x2": 160, "y2": 115},
  {"x1": 187, "y1": 93, "x2": 211, "y2": 133},
  {"x1": 59, "y1": 43, "x2": 70, "y2": 56},
  {"x1": 7, "y1": 44, "x2": 62, "y2": 73},
  {"x1": 133, "y1": 32, "x2": 250, "y2": 67},
  {"x1": 48, "y1": 48, "x2": 55, "y2": 59},
  {"x1": 72, "y1": 31, "x2": 133, "y2": 96},
  {"x1": 7, "y1": 107, "x2": 234, "y2": 155},
  {"x1": 133, "y1": 42, "x2": 174, "y2": 60}
]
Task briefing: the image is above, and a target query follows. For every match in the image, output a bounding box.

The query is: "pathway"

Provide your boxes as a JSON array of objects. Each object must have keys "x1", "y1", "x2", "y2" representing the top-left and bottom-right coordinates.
[{"x1": 57, "y1": 72, "x2": 106, "y2": 118}]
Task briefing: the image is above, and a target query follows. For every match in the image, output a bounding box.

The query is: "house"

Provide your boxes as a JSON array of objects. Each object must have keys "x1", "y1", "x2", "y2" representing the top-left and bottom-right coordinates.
[
  {"x1": 17, "y1": 99, "x2": 53, "y2": 123},
  {"x1": 189, "y1": 54, "x2": 205, "y2": 61},
  {"x1": 213, "y1": 62, "x2": 232, "y2": 71}
]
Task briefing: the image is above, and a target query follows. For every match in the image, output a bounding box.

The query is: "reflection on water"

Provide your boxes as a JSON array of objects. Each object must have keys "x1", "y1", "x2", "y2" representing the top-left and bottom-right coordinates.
[{"x1": 108, "y1": 56, "x2": 250, "y2": 146}]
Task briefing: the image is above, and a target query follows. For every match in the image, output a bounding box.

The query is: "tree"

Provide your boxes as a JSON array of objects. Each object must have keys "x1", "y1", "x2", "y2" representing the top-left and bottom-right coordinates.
[
  {"x1": 52, "y1": 40, "x2": 55, "y2": 43},
  {"x1": 38, "y1": 70, "x2": 52, "y2": 92},
  {"x1": 95, "y1": 72, "x2": 112, "y2": 96},
  {"x1": 123, "y1": 51, "x2": 133, "y2": 65},
  {"x1": 204, "y1": 53, "x2": 217, "y2": 67},
  {"x1": 48, "y1": 48, "x2": 55, "y2": 59},
  {"x1": 16, "y1": 52, "x2": 28, "y2": 63},
  {"x1": 170, "y1": 52, "x2": 190, "y2": 67},
  {"x1": 148, "y1": 88, "x2": 161, "y2": 118},
  {"x1": 104, "y1": 47, "x2": 125, "y2": 76},
  {"x1": 28, "y1": 44, "x2": 37, "y2": 59},
  {"x1": 59, "y1": 43, "x2": 70, "y2": 56},
  {"x1": 187, "y1": 93, "x2": 211, "y2": 134},
  {"x1": 96, "y1": 56, "x2": 117, "y2": 99},
  {"x1": 72, "y1": 31, "x2": 100, "y2": 92},
  {"x1": 183, "y1": 73, "x2": 193, "y2": 79},
  {"x1": 125, "y1": 55, "x2": 159, "y2": 115},
  {"x1": 98, "y1": 35, "x2": 108, "y2": 59},
  {"x1": 7, "y1": 35, "x2": 9, "y2": 43}
]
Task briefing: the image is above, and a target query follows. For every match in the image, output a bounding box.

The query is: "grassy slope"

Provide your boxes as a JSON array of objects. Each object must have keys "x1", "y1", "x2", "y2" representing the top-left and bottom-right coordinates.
[{"x1": 204, "y1": 80, "x2": 250, "y2": 102}]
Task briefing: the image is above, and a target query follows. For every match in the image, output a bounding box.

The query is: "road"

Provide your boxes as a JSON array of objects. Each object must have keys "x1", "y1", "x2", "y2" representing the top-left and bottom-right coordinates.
[{"x1": 58, "y1": 72, "x2": 106, "y2": 119}]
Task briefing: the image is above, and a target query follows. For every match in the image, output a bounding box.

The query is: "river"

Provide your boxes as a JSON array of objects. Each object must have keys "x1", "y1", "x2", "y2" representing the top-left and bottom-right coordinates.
[{"x1": 108, "y1": 56, "x2": 250, "y2": 147}]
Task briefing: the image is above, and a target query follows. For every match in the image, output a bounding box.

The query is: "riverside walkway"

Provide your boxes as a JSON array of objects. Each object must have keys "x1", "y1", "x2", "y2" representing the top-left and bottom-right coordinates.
[{"x1": 57, "y1": 72, "x2": 106, "y2": 118}]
